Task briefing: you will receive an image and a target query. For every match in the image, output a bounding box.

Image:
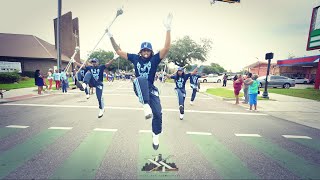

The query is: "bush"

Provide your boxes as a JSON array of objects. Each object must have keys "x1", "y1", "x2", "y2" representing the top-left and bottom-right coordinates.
[
  {"x1": 20, "y1": 76, "x2": 30, "y2": 81},
  {"x1": 0, "y1": 72, "x2": 21, "y2": 83},
  {"x1": 20, "y1": 71, "x2": 35, "y2": 78}
]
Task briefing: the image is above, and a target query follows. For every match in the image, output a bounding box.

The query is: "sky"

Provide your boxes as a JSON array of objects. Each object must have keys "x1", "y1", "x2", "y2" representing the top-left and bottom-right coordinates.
[{"x1": 1, "y1": 0, "x2": 320, "y2": 72}]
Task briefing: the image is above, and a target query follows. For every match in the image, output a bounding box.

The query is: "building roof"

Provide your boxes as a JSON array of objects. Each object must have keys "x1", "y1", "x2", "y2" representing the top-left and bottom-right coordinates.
[
  {"x1": 244, "y1": 61, "x2": 277, "y2": 69},
  {"x1": 0, "y1": 33, "x2": 70, "y2": 62},
  {"x1": 277, "y1": 55, "x2": 320, "y2": 67}
]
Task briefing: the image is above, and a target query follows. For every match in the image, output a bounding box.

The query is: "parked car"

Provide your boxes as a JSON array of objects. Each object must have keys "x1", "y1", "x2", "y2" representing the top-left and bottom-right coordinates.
[
  {"x1": 294, "y1": 77, "x2": 309, "y2": 84},
  {"x1": 199, "y1": 74, "x2": 223, "y2": 83},
  {"x1": 257, "y1": 75, "x2": 295, "y2": 89}
]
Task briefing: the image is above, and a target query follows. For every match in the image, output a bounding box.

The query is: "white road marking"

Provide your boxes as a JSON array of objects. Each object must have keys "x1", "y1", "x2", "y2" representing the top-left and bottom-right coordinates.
[
  {"x1": 1, "y1": 103, "x2": 267, "y2": 116},
  {"x1": 234, "y1": 133, "x2": 261, "y2": 137},
  {"x1": 48, "y1": 127, "x2": 73, "y2": 130},
  {"x1": 139, "y1": 130, "x2": 152, "y2": 133},
  {"x1": 6, "y1": 125, "x2": 29, "y2": 129},
  {"x1": 282, "y1": 135, "x2": 312, "y2": 139},
  {"x1": 186, "y1": 131, "x2": 212, "y2": 136},
  {"x1": 93, "y1": 128, "x2": 118, "y2": 132},
  {"x1": 55, "y1": 92, "x2": 211, "y2": 99}
]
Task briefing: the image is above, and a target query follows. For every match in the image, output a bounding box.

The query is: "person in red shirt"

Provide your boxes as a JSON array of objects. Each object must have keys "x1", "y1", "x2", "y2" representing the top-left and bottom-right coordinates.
[{"x1": 233, "y1": 74, "x2": 243, "y2": 104}]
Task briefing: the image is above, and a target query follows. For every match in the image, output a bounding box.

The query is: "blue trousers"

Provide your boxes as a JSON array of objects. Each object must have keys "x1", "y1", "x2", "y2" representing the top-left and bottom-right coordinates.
[
  {"x1": 175, "y1": 88, "x2": 186, "y2": 106},
  {"x1": 83, "y1": 71, "x2": 104, "y2": 109},
  {"x1": 133, "y1": 77, "x2": 162, "y2": 135},
  {"x1": 191, "y1": 88, "x2": 197, "y2": 102},
  {"x1": 62, "y1": 80, "x2": 68, "y2": 93}
]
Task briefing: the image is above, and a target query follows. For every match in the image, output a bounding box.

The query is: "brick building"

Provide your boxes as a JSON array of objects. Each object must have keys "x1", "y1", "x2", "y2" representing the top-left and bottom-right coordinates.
[
  {"x1": 244, "y1": 61, "x2": 279, "y2": 76},
  {"x1": 54, "y1": 11, "x2": 80, "y2": 62},
  {"x1": 277, "y1": 55, "x2": 320, "y2": 89}
]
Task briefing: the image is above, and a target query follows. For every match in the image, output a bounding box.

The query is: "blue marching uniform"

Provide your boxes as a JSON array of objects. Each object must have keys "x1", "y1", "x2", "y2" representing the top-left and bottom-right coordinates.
[
  {"x1": 128, "y1": 52, "x2": 162, "y2": 135},
  {"x1": 83, "y1": 65, "x2": 106, "y2": 110},
  {"x1": 171, "y1": 73, "x2": 191, "y2": 111},
  {"x1": 190, "y1": 74, "x2": 201, "y2": 102},
  {"x1": 77, "y1": 67, "x2": 89, "y2": 95}
]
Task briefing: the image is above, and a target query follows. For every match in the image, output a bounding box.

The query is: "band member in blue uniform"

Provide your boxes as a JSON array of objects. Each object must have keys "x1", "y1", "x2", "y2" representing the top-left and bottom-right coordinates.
[
  {"x1": 107, "y1": 13, "x2": 173, "y2": 150},
  {"x1": 72, "y1": 56, "x2": 117, "y2": 118},
  {"x1": 169, "y1": 67, "x2": 198, "y2": 120},
  {"x1": 189, "y1": 71, "x2": 202, "y2": 105}
]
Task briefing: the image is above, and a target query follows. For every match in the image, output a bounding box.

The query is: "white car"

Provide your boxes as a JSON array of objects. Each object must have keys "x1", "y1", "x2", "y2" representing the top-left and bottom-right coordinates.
[
  {"x1": 294, "y1": 77, "x2": 310, "y2": 84},
  {"x1": 199, "y1": 74, "x2": 223, "y2": 83}
]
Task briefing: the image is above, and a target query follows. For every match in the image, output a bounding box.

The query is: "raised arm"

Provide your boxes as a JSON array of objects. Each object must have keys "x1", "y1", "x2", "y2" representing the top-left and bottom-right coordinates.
[
  {"x1": 107, "y1": 29, "x2": 128, "y2": 60},
  {"x1": 190, "y1": 67, "x2": 198, "y2": 75},
  {"x1": 105, "y1": 54, "x2": 119, "y2": 68},
  {"x1": 159, "y1": 13, "x2": 173, "y2": 60}
]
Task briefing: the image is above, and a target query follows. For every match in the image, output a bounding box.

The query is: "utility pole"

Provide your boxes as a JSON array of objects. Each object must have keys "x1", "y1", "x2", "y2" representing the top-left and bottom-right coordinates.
[
  {"x1": 262, "y1": 53, "x2": 274, "y2": 99},
  {"x1": 57, "y1": 0, "x2": 62, "y2": 71}
]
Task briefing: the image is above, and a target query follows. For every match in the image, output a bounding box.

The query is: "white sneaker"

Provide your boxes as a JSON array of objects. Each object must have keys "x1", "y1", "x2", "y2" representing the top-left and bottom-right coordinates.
[
  {"x1": 98, "y1": 108, "x2": 104, "y2": 118},
  {"x1": 86, "y1": 94, "x2": 90, "y2": 99},
  {"x1": 152, "y1": 133, "x2": 159, "y2": 150},
  {"x1": 82, "y1": 83, "x2": 87, "y2": 90},
  {"x1": 190, "y1": 101, "x2": 194, "y2": 105},
  {"x1": 143, "y1": 104, "x2": 153, "y2": 119},
  {"x1": 180, "y1": 113, "x2": 184, "y2": 120}
]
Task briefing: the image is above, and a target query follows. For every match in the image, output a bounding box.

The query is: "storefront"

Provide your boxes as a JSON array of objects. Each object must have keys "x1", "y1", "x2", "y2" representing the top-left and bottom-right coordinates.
[{"x1": 277, "y1": 55, "x2": 320, "y2": 89}]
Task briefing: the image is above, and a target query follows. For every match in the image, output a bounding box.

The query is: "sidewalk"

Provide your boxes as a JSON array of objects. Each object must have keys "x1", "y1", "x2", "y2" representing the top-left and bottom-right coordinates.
[
  {"x1": 203, "y1": 89, "x2": 320, "y2": 130},
  {"x1": 0, "y1": 87, "x2": 54, "y2": 103}
]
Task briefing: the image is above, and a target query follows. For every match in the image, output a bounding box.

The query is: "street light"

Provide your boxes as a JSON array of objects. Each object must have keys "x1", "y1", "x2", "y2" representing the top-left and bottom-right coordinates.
[{"x1": 262, "y1": 52, "x2": 273, "y2": 99}]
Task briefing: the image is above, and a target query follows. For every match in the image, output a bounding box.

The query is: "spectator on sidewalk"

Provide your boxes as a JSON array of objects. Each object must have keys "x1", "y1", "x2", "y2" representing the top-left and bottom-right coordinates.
[
  {"x1": 222, "y1": 73, "x2": 228, "y2": 87},
  {"x1": 233, "y1": 74, "x2": 243, "y2": 104},
  {"x1": 47, "y1": 68, "x2": 54, "y2": 90},
  {"x1": 248, "y1": 74, "x2": 259, "y2": 111},
  {"x1": 34, "y1": 69, "x2": 44, "y2": 95},
  {"x1": 60, "y1": 69, "x2": 68, "y2": 93},
  {"x1": 243, "y1": 73, "x2": 252, "y2": 104},
  {"x1": 53, "y1": 69, "x2": 61, "y2": 90}
]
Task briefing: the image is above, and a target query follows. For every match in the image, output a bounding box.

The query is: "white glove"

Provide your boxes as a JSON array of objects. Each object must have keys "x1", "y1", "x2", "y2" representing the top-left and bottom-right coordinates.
[
  {"x1": 106, "y1": 29, "x2": 113, "y2": 38},
  {"x1": 163, "y1": 13, "x2": 173, "y2": 31},
  {"x1": 113, "y1": 53, "x2": 119, "y2": 60}
]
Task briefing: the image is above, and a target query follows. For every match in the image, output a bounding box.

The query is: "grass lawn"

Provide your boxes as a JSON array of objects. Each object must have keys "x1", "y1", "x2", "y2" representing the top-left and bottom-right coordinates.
[
  {"x1": 267, "y1": 88, "x2": 320, "y2": 101},
  {"x1": 206, "y1": 88, "x2": 269, "y2": 100},
  {"x1": 0, "y1": 77, "x2": 74, "y2": 91},
  {"x1": 0, "y1": 78, "x2": 35, "y2": 90}
]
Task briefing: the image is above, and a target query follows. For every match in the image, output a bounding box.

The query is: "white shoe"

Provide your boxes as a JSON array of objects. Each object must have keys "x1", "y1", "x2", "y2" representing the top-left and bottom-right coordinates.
[
  {"x1": 152, "y1": 133, "x2": 159, "y2": 150},
  {"x1": 190, "y1": 101, "x2": 194, "y2": 105},
  {"x1": 82, "y1": 83, "x2": 87, "y2": 90},
  {"x1": 143, "y1": 104, "x2": 153, "y2": 119},
  {"x1": 98, "y1": 108, "x2": 104, "y2": 118},
  {"x1": 86, "y1": 94, "x2": 90, "y2": 99},
  {"x1": 180, "y1": 113, "x2": 184, "y2": 120}
]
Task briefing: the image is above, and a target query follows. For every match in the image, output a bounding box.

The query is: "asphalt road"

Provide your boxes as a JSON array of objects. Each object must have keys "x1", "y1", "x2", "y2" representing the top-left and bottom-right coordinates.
[{"x1": 0, "y1": 80, "x2": 319, "y2": 179}]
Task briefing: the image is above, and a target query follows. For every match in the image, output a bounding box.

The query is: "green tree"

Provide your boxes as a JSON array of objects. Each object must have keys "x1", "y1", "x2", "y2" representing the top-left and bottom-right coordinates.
[
  {"x1": 201, "y1": 63, "x2": 226, "y2": 74},
  {"x1": 88, "y1": 49, "x2": 133, "y2": 72},
  {"x1": 166, "y1": 36, "x2": 212, "y2": 67}
]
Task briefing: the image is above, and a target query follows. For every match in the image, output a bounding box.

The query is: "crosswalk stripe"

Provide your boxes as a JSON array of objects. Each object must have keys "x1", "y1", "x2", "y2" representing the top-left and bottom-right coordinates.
[
  {"x1": 0, "y1": 129, "x2": 68, "y2": 179},
  {"x1": 48, "y1": 127, "x2": 73, "y2": 130},
  {"x1": 186, "y1": 131, "x2": 212, "y2": 136},
  {"x1": 235, "y1": 134, "x2": 261, "y2": 137},
  {"x1": 5, "y1": 125, "x2": 29, "y2": 129},
  {"x1": 50, "y1": 131, "x2": 115, "y2": 179},
  {"x1": 240, "y1": 137, "x2": 320, "y2": 179},
  {"x1": 139, "y1": 130, "x2": 152, "y2": 133},
  {"x1": 282, "y1": 135, "x2": 312, "y2": 139},
  {"x1": 189, "y1": 134, "x2": 257, "y2": 179},
  {"x1": 93, "y1": 128, "x2": 118, "y2": 132}
]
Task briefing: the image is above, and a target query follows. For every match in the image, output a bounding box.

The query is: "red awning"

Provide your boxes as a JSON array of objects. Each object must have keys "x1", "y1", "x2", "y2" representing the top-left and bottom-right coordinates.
[{"x1": 277, "y1": 55, "x2": 320, "y2": 67}]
